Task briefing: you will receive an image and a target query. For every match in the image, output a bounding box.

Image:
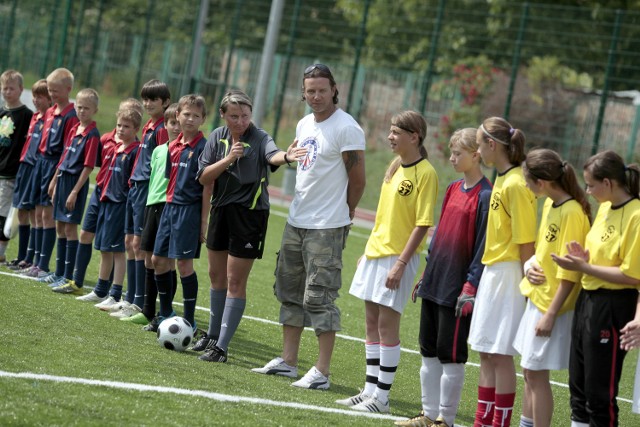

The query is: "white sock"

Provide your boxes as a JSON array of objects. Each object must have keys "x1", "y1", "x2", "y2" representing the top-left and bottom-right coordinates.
[
  {"x1": 440, "y1": 363, "x2": 465, "y2": 426},
  {"x1": 519, "y1": 415, "x2": 534, "y2": 427},
  {"x1": 363, "y1": 342, "x2": 380, "y2": 396},
  {"x1": 421, "y1": 356, "x2": 443, "y2": 420},
  {"x1": 570, "y1": 421, "x2": 589, "y2": 427},
  {"x1": 375, "y1": 343, "x2": 400, "y2": 403}
]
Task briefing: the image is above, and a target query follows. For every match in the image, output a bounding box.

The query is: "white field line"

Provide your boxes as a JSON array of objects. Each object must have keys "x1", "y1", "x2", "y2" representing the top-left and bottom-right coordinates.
[
  {"x1": 1, "y1": 271, "x2": 634, "y2": 404},
  {"x1": 0, "y1": 370, "x2": 402, "y2": 421}
]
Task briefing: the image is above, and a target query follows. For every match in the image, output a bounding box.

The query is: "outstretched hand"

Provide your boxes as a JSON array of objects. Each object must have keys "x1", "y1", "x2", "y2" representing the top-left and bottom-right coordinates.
[
  {"x1": 620, "y1": 319, "x2": 640, "y2": 351},
  {"x1": 287, "y1": 139, "x2": 308, "y2": 162},
  {"x1": 551, "y1": 241, "x2": 589, "y2": 272}
]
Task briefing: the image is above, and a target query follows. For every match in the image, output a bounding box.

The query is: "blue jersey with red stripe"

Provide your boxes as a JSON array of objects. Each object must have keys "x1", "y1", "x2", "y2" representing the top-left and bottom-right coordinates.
[
  {"x1": 20, "y1": 112, "x2": 45, "y2": 166},
  {"x1": 57, "y1": 122, "x2": 99, "y2": 175},
  {"x1": 38, "y1": 103, "x2": 79, "y2": 159},
  {"x1": 130, "y1": 117, "x2": 167, "y2": 182},
  {"x1": 166, "y1": 131, "x2": 206, "y2": 205},
  {"x1": 101, "y1": 141, "x2": 140, "y2": 203}
]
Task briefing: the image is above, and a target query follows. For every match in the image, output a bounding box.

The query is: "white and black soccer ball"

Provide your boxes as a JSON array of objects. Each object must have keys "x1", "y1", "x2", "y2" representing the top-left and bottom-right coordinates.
[{"x1": 157, "y1": 317, "x2": 194, "y2": 352}]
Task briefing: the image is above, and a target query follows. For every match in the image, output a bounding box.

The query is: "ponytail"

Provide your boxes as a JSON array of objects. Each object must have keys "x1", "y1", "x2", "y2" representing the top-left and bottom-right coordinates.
[
  {"x1": 479, "y1": 117, "x2": 526, "y2": 166},
  {"x1": 584, "y1": 150, "x2": 640, "y2": 198}
]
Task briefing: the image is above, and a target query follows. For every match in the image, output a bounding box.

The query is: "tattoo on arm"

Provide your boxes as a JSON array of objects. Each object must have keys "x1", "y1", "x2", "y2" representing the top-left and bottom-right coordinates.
[{"x1": 343, "y1": 150, "x2": 360, "y2": 172}]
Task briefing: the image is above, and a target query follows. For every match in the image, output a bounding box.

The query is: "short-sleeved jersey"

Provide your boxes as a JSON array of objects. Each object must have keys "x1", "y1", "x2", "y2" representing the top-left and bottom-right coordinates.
[
  {"x1": 365, "y1": 158, "x2": 438, "y2": 258},
  {"x1": 147, "y1": 143, "x2": 169, "y2": 206},
  {"x1": 0, "y1": 104, "x2": 33, "y2": 177},
  {"x1": 38, "y1": 103, "x2": 79, "y2": 159},
  {"x1": 57, "y1": 121, "x2": 99, "y2": 175},
  {"x1": 482, "y1": 166, "x2": 537, "y2": 265},
  {"x1": 100, "y1": 141, "x2": 140, "y2": 203},
  {"x1": 20, "y1": 111, "x2": 44, "y2": 166},
  {"x1": 419, "y1": 177, "x2": 493, "y2": 306},
  {"x1": 581, "y1": 198, "x2": 640, "y2": 291},
  {"x1": 130, "y1": 117, "x2": 168, "y2": 182},
  {"x1": 197, "y1": 124, "x2": 280, "y2": 210},
  {"x1": 520, "y1": 198, "x2": 590, "y2": 314},
  {"x1": 166, "y1": 131, "x2": 206, "y2": 205},
  {"x1": 95, "y1": 129, "x2": 117, "y2": 188},
  {"x1": 289, "y1": 109, "x2": 366, "y2": 229}
]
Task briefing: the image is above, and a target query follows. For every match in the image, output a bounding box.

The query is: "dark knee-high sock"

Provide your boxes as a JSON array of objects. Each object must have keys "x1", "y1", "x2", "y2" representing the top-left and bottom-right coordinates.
[
  {"x1": 39, "y1": 227, "x2": 57, "y2": 271},
  {"x1": 155, "y1": 271, "x2": 173, "y2": 318},
  {"x1": 94, "y1": 278, "x2": 112, "y2": 298},
  {"x1": 125, "y1": 259, "x2": 136, "y2": 304},
  {"x1": 109, "y1": 283, "x2": 123, "y2": 301},
  {"x1": 133, "y1": 260, "x2": 145, "y2": 307},
  {"x1": 54, "y1": 238, "x2": 67, "y2": 277},
  {"x1": 207, "y1": 288, "x2": 227, "y2": 339},
  {"x1": 25, "y1": 227, "x2": 38, "y2": 264},
  {"x1": 142, "y1": 267, "x2": 157, "y2": 320},
  {"x1": 216, "y1": 297, "x2": 246, "y2": 351},
  {"x1": 17, "y1": 224, "x2": 30, "y2": 261},
  {"x1": 181, "y1": 273, "x2": 198, "y2": 328},
  {"x1": 170, "y1": 270, "x2": 178, "y2": 299},
  {"x1": 72, "y1": 243, "x2": 92, "y2": 286},
  {"x1": 64, "y1": 240, "x2": 78, "y2": 280}
]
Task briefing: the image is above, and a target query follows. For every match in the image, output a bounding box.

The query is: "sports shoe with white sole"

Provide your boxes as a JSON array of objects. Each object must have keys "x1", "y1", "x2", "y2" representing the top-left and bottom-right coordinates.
[
  {"x1": 47, "y1": 276, "x2": 69, "y2": 288},
  {"x1": 335, "y1": 391, "x2": 371, "y2": 407},
  {"x1": 110, "y1": 303, "x2": 141, "y2": 318},
  {"x1": 350, "y1": 395, "x2": 390, "y2": 414},
  {"x1": 291, "y1": 366, "x2": 329, "y2": 390},
  {"x1": 251, "y1": 357, "x2": 298, "y2": 378},
  {"x1": 433, "y1": 416, "x2": 450, "y2": 427},
  {"x1": 101, "y1": 299, "x2": 131, "y2": 313},
  {"x1": 120, "y1": 312, "x2": 149, "y2": 324},
  {"x1": 51, "y1": 281, "x2": 83, "y2": 295},
  {"x1": 76, "y1": 291, "x2": 107, "y2": 303},
  {"x1": 394, "y1": 410, "x2": 435, "y2": 426},
  {"x1": 94, "y1": 296, "x2": 118, "y2": 309},
  {"x1": 38, "y1": 272, "x2": 61, "y2": 283},
  {"x1": 199, "y1": 345, "x2": 228, "y2": 363}
]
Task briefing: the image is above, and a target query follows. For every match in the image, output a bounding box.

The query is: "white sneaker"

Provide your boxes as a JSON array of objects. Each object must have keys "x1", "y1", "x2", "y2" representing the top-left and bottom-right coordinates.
[
  {"x1": 251, "y1": 357, "x2": 298, "y2": 378},
  {"x1": 335, "y1": 391, "x2": 371, "y2": 407},
  {"x1": 110, "y1": 303, "x2": 141, "y2": 318},
  {"x1": 291, "y1": 366, "x2": 329, "y2": 390},
  {"x1": 350, "y1": 395, "x2": 390, "y2": 413},
  {"x1": 101, "y1": 299, "x2": 131, "y2": 313},
  {"x1": 94, "y1": 296, "x2": 118, "y2": 310},
  {"x1": 76, "y1": 291, "x2": 107, "y2": 303}
]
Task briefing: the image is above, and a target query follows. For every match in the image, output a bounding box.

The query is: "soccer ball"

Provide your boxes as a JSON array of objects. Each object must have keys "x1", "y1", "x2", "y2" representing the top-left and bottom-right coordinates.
[{"x1": 157, "y1": 317, "x2": 194, "y2": 352}]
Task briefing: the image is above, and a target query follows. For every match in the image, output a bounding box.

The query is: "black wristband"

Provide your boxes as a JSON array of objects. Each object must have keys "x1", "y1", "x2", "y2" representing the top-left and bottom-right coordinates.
[{"x1": 284, "y1": 153, "x2": 292, "y2": 166}]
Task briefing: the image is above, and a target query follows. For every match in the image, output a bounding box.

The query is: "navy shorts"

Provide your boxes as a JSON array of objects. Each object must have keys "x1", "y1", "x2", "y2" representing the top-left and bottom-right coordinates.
[
  {"x1": 140, "y1": 202, "x2": 165, "y2": 252},
  {"x1": 154, "y1": 202, "x2": 202, "y2": 260},
  {"x1": 206, "y1": 204, "x2": 269, "y2": 259},
  {"x1": 82, "y1": 186, "x2": 101, "y2": 233},
  {"x1": 12, "y1": 163, "x2": 35, "y2": 210},
  {"x1": 32, "y1": 156, "x2": 58, "y2": 207},
  {"x1": 125, "y1": 181, "x2": 148, "y2": 236},
  {"x1": 53, "y1": 173, "x2": 89, "y2": 224},
  {"x1": 94, "y1": 201, "x2": 126, "y2": 252}
]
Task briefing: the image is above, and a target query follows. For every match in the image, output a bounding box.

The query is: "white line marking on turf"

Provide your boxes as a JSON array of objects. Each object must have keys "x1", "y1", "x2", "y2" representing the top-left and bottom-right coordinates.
[
  {"x1": 0, "y1": 370, "x2": 402, "y2": 421},
  {"x1": 3, "y1": 270, "x2": 633, "y2": 404}
]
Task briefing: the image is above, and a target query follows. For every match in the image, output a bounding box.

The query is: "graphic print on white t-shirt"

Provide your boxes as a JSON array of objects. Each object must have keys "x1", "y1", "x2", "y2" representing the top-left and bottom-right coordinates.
[{"x1": 299, "y1": 136, "x2": 318, "y2": 171}]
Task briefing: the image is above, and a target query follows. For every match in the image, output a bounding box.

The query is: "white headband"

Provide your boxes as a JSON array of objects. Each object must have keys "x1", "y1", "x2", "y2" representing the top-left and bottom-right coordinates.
[{"x1": 480, "y1": 124, "x2": 509, "y2": 146}]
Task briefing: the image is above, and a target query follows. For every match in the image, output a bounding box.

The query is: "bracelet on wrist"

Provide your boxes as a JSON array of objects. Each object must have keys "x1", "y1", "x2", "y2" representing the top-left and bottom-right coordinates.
[
  {"x1": 397, "y1": 259, "x2": 407, "y2": 266},
  {"x1": 284, "y1": 153, "x2": 292, "y2": 166}
]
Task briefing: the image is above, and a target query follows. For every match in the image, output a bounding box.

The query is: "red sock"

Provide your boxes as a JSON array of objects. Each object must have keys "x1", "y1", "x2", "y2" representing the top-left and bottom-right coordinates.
[
  {"x1": 474, "y1": 386, "x2": 495, "y2": 427},
  {"x1": 493, "y1": 392, "x2": 515, "y2": 427}
]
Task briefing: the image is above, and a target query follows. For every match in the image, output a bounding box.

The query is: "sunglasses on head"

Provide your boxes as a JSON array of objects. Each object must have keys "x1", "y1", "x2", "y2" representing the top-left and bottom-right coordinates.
[{"x1": 304, "y1": 63, "x2": 332, "y2": 75}]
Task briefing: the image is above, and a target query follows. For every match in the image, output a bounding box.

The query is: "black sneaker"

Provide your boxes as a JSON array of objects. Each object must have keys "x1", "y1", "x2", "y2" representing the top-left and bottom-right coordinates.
[
  {"x1": 199, "y1": 345, "x2": 227, "y2": 363},
  {"x1": 143, "y1": 316, "x2": 161, "y2": 333},
  {"x1": 191, "y1": 335, "x2": 216, "y2": 352}
]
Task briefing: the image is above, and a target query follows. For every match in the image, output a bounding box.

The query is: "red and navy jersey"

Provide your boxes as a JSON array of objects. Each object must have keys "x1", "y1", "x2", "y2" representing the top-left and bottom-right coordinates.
[
  {"x1": 95, "y1": 129, "x2": 117, "y2": 189},
  {"x1": 38, "y1": 103, "x2": 79, "y2": 159},
  {"x1": 130, "y1": 117, "x2": 168, "y2": 183},
  {"x1": 418, "y1": 177, "x2": 493, "y2": 306},
  {"x1": 57, "y1": 122, "x2": 99, "y2": 175},
  {"x1": 20, "y1": 112, "x2": 44, "y2": 166},
  {"x1": 166, "y1": 131, "x2": 206, "y2": 205},
  {"x1": 101, "y1": 141, "x2": 140, "y2": 203}
]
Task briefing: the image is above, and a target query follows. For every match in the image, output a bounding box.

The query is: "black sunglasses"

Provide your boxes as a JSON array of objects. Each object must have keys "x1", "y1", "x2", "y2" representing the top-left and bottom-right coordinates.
[{"x1": 304, "y1": 63, "x2": 332, "y2": 75}]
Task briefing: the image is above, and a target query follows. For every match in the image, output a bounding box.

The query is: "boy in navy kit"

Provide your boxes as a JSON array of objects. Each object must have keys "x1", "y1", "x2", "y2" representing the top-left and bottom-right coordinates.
[
  {"x1": 73, "y1": 98, "x2": 144, "y2": 299},
  {"x1": 9, "y1": 79, "x2": 51, "y2": 270},
  {"x1": 25, "y1": 68, "x2": 79, "y2": 279},
  {"x1": 0, "y1": 70, "x2": 33, "y2": 264},
  {"x1": 152, "y1": 94, "x2": 210, "y2": 331},
  {"x1": 47, "y1": 88, "x2": 100, "y2": 293},
  {"x1": 125, "y1": 80, "x2": 170, "y2": 315},
  {"x1": 89, "y1": 109, "x2": 142, "y2": 310}
]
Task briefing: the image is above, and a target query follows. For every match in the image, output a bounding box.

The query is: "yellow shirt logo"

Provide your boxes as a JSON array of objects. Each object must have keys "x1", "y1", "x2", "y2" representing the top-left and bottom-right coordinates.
[
  {"x1": 545, "y1": 223, "x2": 559, "y2": 242},
  {"x1": 601, "y1": 225, "x2": 615, "y2": 242},
  {"x1": 490, "y1": 192, "x2": 501, "y2": 210},
  {"x1": 397, "y1": 180, "x2": 413, "y2": 196}
]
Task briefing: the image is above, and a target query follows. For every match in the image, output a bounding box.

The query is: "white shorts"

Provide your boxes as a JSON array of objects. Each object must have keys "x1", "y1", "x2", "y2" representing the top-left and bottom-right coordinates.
[
  {"x1": 513, "y1": 299, "x2": 573, "y2": 370},
  {"x1": 349, "y1": 253, "x2": 419, "y2": 314},
  {"x1": 469, "y1": 261, "x2": 525, "y2": 356},
  {"x1": 633, "y1": 357, "x2": 640, "y2": 414},
  {"x1": 0, "y1": 179, "x2": 16, "y2": 217}
]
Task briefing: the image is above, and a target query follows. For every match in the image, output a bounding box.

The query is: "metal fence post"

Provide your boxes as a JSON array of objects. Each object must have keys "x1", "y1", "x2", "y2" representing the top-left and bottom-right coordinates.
[
  {"x1": 133, "y1": 0, "x2": 154, "y2": 97},
  {"x1": 1, "y1": 0, "x2": 19, "y2": 70},
  {"x1": 55, "y1": 0, "x2": 73, "y2": 68},
  {"x1": 418, "y1": 0, "x2": 446, "y2": 114},
  {"x1": 85, "y1": 0, "x2": 105, "y2": 88},
  {"x1": 592, "y1": 10, "x2": 623, "y2": 156},
  {"x1": 41, "y1": 0, "x2": 61, "y2": 77},
  {"x1": 69, "y1": 0, "x2": 87, "y2": 73},
  {"x1": 346, "y1": 0, "x2": 371, "y2": 119},
  {"x1": 503, "y1": 2, "x2": 529, "y2": 120}
]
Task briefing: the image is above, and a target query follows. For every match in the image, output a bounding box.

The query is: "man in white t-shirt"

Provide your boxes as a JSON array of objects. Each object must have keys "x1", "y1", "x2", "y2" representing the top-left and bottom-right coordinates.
[{"x1": 252, "y1": 64, "x2": 366, "y2": 389}]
